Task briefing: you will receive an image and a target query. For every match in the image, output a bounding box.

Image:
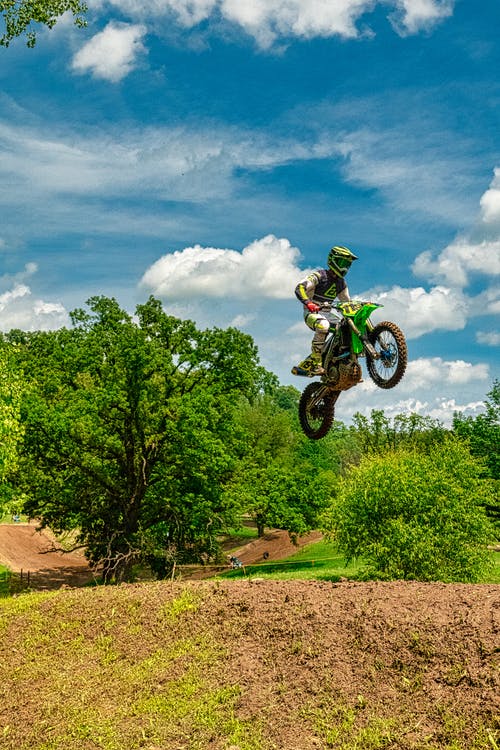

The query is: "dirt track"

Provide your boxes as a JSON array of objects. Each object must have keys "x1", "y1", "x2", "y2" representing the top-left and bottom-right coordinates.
[
  {"x1": 0, "y1": 523, "x2": 319, "y2": 589},
  {"x1": 0, "y1": 523, "x2": 94, "y2": 589}
]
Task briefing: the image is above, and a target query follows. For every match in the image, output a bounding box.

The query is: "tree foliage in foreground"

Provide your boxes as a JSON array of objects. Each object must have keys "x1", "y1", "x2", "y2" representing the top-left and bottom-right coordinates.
[
  {"x1": 14, "y1": 296, "x2": 267, "y2": 581},
  {"x1": 0, "y1": 341, "x2": 24, "y2": 513},
  {"x1": 322, "y1": 438, "x2": 495, "y2": 582},
  {"x1": 225, "y1": 391, "x2": 335, "y2": 538},
  {"x1": 453, "y1": 380, "x2": 499, "y2": 533},
  {"x1": 0, "y1": 0, "x2": 87, "y2": 47},
  {"x1": 351, "y1": 409, "x2": 446, "y2": 458}
]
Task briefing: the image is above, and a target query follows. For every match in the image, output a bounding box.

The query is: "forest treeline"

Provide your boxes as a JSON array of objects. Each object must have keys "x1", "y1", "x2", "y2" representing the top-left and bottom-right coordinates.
[{"x1": 0, "y1": 296, "x2": 498, "y2": 582}]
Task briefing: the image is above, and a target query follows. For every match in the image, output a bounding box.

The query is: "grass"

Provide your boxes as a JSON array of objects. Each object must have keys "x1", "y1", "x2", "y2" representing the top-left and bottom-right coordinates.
[
  {"x1": 0, "y1": 514, "x2": 29, "y2": 524},
  {"x1": 219, "y1": 538, "x2": 500, "y2": 584},
  {"x1": 486, "y1": 550, "x2": 500, "y2": 583},
  {"x1": 0, "y1": 564, "x2": 9, "y2": 596},
  {"x1": 0, "y1": 586, "x2": 266, "y2": 750},
  {"x1": 221, "y1": 538, "x2": 364, "y2": 581},
  {"x1": 0, "y1": 580, "x2": 497, "y2": 750}
]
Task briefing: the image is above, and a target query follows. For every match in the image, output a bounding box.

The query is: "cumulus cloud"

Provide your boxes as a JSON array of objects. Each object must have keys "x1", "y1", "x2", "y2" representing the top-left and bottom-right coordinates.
[
  {"x1": 87, "y1": 0, "x2": 454, "y2": 47},
  {"x1": 0, "y1": 284, "x2": 69, "y2": 332},
  {"x1": 412, "y1": 167, "x2": 500, "y2": 288},
  {"x1": 403, "y1": 357, "x2": 489, "y2": 389},
  {"x1": 364, "y1": 284, "x2": 467, "y2": 339},
  {"x1": 476, "y1": 330, "x2": 500, "y2": 346},
  {"x1": 334, "y1": 355, "x2": 489, "y2": 425},
  {"x1": 389, "y1": 0, "x2": 454, "y2": 36},
  {"x1": 480, "y1": 167, "x2": 500, "y2": 225},
  {"x1": 140, "y1": 234, "x2": 309, "y2": 300},
  {"x1": 412, "y1": 239, "x2": 500, "y2": 287},
  {"x1": 71, "y1": 22, "x2": 147, "y2": 82}
]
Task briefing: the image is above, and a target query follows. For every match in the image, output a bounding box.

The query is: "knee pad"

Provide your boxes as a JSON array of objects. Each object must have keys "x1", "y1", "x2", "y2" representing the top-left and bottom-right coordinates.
[{"x1": 314, "y1": 318, "x2": 330, "y2": 333}]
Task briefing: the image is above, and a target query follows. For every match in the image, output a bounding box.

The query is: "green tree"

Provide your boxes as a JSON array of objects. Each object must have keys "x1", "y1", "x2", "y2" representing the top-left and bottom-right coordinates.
[
  {"x1": 322, "y1": 438, "x2": 495, "y2": 582},
  {"x1": 352, "y1": 409, "x2": 445, "y2": 455},
  {"x1": 0, "y1": 340, "x2": 24, "y2": 514},
  {"x1": 0, "y1": 0, "x2": 87, "y2": 47},
  {"x1": 453, "y1": 381, "x2": 499, "y2": 532},
  {"x1": 226, "y1": 390, "x2": 335, "y2": 537},
  {"x1": 15, "y1": 296, "x2": 265, "y2": 581}
]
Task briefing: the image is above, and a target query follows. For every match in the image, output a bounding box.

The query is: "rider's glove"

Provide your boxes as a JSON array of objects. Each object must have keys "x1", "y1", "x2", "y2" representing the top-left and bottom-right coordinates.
[{"x1": 305, "y1": 301, "x2": 320, "y2": 313}]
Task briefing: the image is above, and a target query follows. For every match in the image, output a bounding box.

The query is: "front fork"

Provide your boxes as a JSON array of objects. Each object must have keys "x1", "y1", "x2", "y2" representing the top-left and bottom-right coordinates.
[{"x1": 347, "y1": 318, "x2": 379, "y2": 359}]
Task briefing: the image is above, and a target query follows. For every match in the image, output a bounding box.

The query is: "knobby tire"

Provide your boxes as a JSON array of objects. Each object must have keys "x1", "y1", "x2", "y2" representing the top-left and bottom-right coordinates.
[
  {"x1": 298, "y1": 382, "x2": 337, "y2": 440},
  {"x1": 367, "y1": 321, "x2": 407, "y2": 389}
]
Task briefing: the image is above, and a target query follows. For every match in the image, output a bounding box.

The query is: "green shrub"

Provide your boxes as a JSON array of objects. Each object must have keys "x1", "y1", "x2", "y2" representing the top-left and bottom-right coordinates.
[{"x1": 322, "y1": 438, "x2": 495, "y2": 582}]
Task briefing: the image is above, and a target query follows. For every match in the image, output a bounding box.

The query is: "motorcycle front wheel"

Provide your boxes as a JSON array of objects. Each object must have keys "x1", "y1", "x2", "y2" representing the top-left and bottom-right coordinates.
[
  {"x1": 367, "y1": 321, "x2": 407, "y2": 389},
  {"x1": 298, "y1": 382, "x2": 339, "y2": 440}
]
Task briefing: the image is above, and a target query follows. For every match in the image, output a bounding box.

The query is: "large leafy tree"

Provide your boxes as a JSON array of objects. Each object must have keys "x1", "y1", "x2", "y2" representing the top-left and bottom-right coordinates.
[
  {"x1": 226, "y1": 390, "x2": 335, "y2": 538},
  {"x1": 14, "y1": 296, "x2": 265, "y2": 581},
  {"x1": 0, "y1": 0, "x2": 87, "y2": 47},
  {"x1": 453, "y1": 381, "x2": 499, "y2": 532},
  {"x1": 351, "y1": 409, "x2": 446, "y2": 455},
  {"x1": 322, "y1": 438, "x2": 495, "y2": 582},
  {"x1": 0, "y1": 340, "x2": 24, "y2": 513}
]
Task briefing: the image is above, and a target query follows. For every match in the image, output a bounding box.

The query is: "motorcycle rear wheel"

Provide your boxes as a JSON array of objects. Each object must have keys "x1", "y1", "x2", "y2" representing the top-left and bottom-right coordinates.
[
  {"x1": 367, "y1": 321, "x2": 407, "y2": 389},
  {"x1": 298, "y1": 382, "x2": 339, "y2": 440}
]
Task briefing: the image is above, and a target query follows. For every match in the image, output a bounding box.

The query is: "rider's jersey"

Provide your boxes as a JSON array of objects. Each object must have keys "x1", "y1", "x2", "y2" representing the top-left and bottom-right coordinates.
[{"x1": 295, "y1": 269, "x2": 348, "y2": 306}]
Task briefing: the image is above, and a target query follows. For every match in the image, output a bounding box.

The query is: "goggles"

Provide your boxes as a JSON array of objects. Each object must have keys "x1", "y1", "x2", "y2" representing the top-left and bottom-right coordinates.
[{"x1": 335, "y1": 256, "x2": 352, "y2": 269}]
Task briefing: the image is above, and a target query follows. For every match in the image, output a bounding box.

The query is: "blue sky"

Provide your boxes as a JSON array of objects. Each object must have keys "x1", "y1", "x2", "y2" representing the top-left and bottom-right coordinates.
[{"x1": 0, "y1": 0, "x2": 499, "y2": 424}]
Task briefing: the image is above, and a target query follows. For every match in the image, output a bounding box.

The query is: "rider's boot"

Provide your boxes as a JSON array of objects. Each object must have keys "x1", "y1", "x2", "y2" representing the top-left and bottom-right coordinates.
[{"x1": 291, "y1": 351, "x2": 325, "y2": 377}]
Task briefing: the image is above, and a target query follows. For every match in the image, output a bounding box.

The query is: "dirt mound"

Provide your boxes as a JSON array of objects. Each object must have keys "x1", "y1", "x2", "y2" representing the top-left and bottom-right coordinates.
[
  {"x1": 0, "y1": 523, "x2": 93, "y2": 589},
  {"x1": 0, "y1": 579, "x2": 498, "y2": 749},
  {"x1": 231, "y1": 528, "x2": 323, "y2": 564}
]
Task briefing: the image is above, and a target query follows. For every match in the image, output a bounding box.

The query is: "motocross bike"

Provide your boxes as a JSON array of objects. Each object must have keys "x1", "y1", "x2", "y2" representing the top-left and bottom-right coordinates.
[{"x1": 298, "y1": 301, "x2": 407, "y2": 440}]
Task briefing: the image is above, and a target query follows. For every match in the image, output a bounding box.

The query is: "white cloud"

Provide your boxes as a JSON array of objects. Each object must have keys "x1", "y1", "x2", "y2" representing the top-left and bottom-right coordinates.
[
  {"x1": 230, "y1": 313, "x2": 256, "y2": 328},
  {"x1": 0, "y1": 262, "x2": 38, "y2": 288},
  {"x1": 394, "y1": 356, "x2": 489, "y2": 390},
  {"x1": 412, "y1": 168, "x2": 500, "y2": 288},
  {"x1": 364, "y1": 284, "x2": 467, "y2": 339},
  {"x1": 480, "y1": 167, "x2": 500, "y2": 225},
  {"x1": 389, "y1": 0, "x2": 454, "y2": 36},
  {"x1": 141, "y1": 234, "x2": 310, "y2": 300},
  {"x1": 476, "y1": 330, "x2": 500, "y2": 346},
  {"x1": 0, "y1": 284, "x2": 69, "y2": 332},
  {"x1": 219, "y1": 0, "x2": 375, "y2": 47},
  {"x1": 334, "y1": 126, "x2": 476, "y2": 225},
  {"x1": 87, "y1": 0, "x2": 454, "y2": 47},
  {"x1": 71, "y1": 22, "x2": 147, "y2": 82},
  {"x1": 0, "y1": 118, "x2": 333, "y2": 206},
  {"x1": 412, "y1": 239, "x2": 500, "y2": 287},
  {"x1": 334, "y1": 355, "x2": 488, "y2": 425}
]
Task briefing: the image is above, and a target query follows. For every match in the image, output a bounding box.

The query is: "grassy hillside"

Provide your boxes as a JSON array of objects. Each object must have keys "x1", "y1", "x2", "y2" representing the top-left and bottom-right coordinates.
[
  {"x1": 0, "y1": 579, "x2": 498, "y2": 750},
  {"x1": 222, "y1": 538, "x2": 500, "y2": 584}
]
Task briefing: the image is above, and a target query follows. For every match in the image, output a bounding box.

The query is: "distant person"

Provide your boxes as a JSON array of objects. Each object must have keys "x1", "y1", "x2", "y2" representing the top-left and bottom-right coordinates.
[{"x1": 292, "y1": 245, "x2": 358, "y2": 376}]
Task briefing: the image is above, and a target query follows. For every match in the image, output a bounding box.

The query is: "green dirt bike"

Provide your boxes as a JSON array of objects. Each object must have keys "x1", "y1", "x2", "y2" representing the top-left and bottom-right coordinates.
[{"x1": 298, "y1": 301, "x2": 407, "y2": 440}]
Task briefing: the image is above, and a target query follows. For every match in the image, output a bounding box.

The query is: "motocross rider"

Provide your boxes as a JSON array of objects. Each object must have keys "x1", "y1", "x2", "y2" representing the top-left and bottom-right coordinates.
[{"x1": 292, "y1": 245, "x2": 358, "y2": 377}]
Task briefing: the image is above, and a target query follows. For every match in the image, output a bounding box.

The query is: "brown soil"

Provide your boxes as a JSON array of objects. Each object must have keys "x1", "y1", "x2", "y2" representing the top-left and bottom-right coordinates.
[
  {"x1": 229, "y1": 528, "x2": 324, "y2": 565},
  {"x1": 1, "y1": 526, "x2": 499, "y2": 747},
  {"x1": 0, "y1": 578, "x2": 498, "y2": 749},
  {"x1": 0, "y1": 522, "x2": 94, "y2": 589}
]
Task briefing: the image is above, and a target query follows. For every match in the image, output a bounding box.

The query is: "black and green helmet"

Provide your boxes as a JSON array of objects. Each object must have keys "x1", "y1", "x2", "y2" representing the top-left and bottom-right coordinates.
[{"x1": 327, "y1": 245, "x2": 358, "y2": 277}]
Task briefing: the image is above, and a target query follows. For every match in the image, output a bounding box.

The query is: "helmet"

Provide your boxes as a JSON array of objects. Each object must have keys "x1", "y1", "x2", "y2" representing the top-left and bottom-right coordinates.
[{"x1": 327, "y1": 245, "x2": 358, "y2": 277}]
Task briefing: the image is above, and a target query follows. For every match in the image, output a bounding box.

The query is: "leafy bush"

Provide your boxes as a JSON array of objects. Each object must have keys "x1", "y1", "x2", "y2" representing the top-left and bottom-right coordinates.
[{"x1": 322, "y1": 438, "x2": 495, "y2": 582}]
